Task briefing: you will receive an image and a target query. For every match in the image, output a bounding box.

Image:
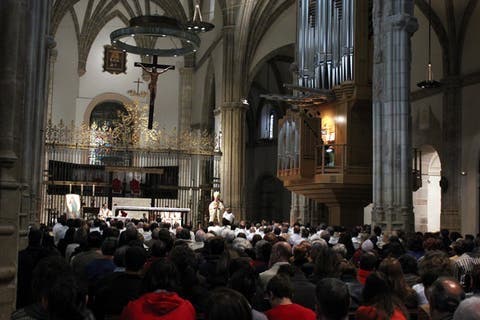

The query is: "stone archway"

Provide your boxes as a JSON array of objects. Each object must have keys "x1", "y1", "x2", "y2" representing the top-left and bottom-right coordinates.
[
  {"x1": 83, "y1": 92, "x2": 133, "y2": 125},
  {"x1": 413, "y1": 145, "x2": 442, "y2": 232}
]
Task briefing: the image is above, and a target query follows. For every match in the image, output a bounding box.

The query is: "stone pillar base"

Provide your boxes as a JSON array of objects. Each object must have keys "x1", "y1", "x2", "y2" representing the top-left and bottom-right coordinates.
[
  {"x1": 326, "y1": 202, "x2": 365, "y2": 228},
  {"x1": 441, "y1": 209, "x2": 460, "y2": 232}
]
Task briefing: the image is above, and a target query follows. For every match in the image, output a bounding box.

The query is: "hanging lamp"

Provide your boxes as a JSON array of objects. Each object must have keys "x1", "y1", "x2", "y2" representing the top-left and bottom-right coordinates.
[
  {"x1": 110, "y1": 15, "x2": 200, "y2": 56},
  {"x1": 185, "y1": 0, "x2": 215, "y2": 32},
  {"x1": 417, "y1": 0, "x2": 441, "y2": 88}
]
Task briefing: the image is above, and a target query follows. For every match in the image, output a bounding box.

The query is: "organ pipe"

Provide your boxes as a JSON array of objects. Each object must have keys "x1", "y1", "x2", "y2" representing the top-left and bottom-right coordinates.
[{"x1": 297, "y1": 0, "x2": 355, "y2": 89}]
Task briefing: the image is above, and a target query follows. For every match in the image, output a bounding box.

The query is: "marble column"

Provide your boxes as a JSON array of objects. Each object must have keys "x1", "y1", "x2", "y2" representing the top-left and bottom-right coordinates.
[
  {"x1": 0, "y1": 0, "x2": 51, "y2": 315},
  {"x1": 178, "y1": 67, "x2": 194, "y2": 134},
  {"x1": 372, "y1": 0, "x2": 418, "y2": 233},
  {"x1": 220, "y1": 102, "x2": 247, "y2": 219}
]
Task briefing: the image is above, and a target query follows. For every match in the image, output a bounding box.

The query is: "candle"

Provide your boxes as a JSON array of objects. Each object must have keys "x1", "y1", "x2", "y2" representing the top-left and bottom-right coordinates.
[
  {"x1": 69, "y1": 184, "x2": 72, "y2": 193},
  {"x1": 92, "y1": 184, "x2": 95, "y2": 197},
  {"x1": 80, "y1": 184, "x2": 84, "y2": 195}
]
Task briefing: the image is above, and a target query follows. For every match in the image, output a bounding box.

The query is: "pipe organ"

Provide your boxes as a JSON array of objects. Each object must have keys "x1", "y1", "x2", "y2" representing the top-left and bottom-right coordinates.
[
  {"x1": 298, "y1": 0, "x2": 355, "y2": 89},
  {"x1": 274, "y1": 0, "x2": 373, "y2": 227}
]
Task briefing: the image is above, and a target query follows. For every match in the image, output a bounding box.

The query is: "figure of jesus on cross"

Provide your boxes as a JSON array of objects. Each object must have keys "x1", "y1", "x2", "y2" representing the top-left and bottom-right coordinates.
[{"x1": 134, "y1": 55, "x2": 175, "y2": 129}]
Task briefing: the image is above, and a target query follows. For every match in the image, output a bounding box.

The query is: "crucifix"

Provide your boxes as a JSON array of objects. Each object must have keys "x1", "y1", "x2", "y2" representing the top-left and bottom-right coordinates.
[{"x1": 134, "y1": 55, "x2": 175, "y2": 129}]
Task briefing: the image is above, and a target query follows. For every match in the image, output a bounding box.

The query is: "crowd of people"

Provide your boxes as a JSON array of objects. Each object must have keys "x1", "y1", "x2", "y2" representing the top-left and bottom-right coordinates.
[{"x1": 12, "y1": 214, "x2": 480, "y2": 320}]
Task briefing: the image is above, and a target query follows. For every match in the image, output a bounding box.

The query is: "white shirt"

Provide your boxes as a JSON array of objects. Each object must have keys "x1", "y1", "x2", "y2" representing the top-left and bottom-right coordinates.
[
  {"x1": 99, "y1": 207, "x2": 112, "y2": 218},
  {"x1": 223, "y1": 212, "x2": 235, "y2": 223},
  {"x1": 52, "y1": 223, "x2": 68, "y2": 246}
]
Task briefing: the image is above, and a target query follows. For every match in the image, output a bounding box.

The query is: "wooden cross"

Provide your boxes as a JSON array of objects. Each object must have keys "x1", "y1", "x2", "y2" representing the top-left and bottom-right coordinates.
[
  {"x1": 133, "y1": 78, "x2": 143, "y2": 95},
  {"x1": 134, "y1": 55, "x2": 175, "y2": 129}
]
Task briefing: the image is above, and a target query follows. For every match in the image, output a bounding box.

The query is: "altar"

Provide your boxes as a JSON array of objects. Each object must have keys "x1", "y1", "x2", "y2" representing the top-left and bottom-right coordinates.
[{"x1": 112, "y1": 205, "x2": 191, "y2": 226}]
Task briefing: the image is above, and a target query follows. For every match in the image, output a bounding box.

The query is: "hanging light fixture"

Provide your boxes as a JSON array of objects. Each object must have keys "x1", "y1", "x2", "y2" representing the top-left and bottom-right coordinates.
[
  {"x1": 185, "y1": 0, "x2": 215, "y2": 32},
  {"x1": 417, "y1": 0, "x2": 441, "y2": 88},
  {"x1": 110, "y1": 15, "x2": 200, "y2": 56}
]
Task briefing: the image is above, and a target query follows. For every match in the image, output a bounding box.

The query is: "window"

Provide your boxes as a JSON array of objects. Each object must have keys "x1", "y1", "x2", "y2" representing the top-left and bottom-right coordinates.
[
  {"x1": 268, "y1": 113, "x2": 274, "y2": 139},
  {"x1": 89, "y1": 101, "x2": 127, "y2": 128},
  {"x1": 260, "y1": 103, "x2": 276, "y2": 140},
  {"x1": 89, "y1": 101, "x2": 129, "y2": 165}
]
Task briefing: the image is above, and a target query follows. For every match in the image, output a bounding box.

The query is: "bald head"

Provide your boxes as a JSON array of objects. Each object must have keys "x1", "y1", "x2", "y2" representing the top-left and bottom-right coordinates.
[
  {"x1": 269, "y1": 241, "x2": 292, "y2": 266},
  {"x1": 428, "y1": 277, "x2": 465, "y2": 316}
]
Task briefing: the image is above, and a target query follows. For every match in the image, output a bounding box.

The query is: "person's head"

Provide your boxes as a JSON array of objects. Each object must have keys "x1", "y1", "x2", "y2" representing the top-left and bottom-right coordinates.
[
  {"x1": 232, "y1": 237, "x2": 252, "y2": 253},
  {"x1": 101, "y1": 237, "x2": 117, "y2": 256},
  {"x1": 205, "y1": 236, "x2": 226, "y2": 255},
  {"x1": 453, "y1": 296, "x2": 480, "y2": 320},
  {"x1": 195, "y1": 229, "x2": 206, "y2": 242},
  {"x1": 32, "y1": 256, "x2": 71, "y2": 300},
  {"x1": 116, "y1": 220, "x2": 124, "y2": 230},
  {"x1": 176, "y1": 228, "x2": 191, "y2": 240},
  {"x1": 169, "y1": 245, "x2": 197, "y2": 273},
  {"x1": 452, "y1": 239, "x2": 468, "y2": 256},
  {"x1": 124, "y1": 246, "x2": 147, "y2": 272},
  {"x1": 427, "y1": 277, "x2": 465, "y2": 317},
  {"x1": 378, "y1": 257, "x2": 411, "y2": 297},
  {"x1": 142, "y1": 258, "x2": 179, "y2": 293},
  {"x1": 57, "y1": 214, "x2": 67, "y2": 226},
  {"x1": 157, "y1": 228, "x2": 174, "y2": 252},
  {"x1": 266, "y1": 274, "x2": 293, "y2": 303},
  {"x1": 87, "y1": 231, "x2": 103, "y2": 249},
  {"x1": 398, "y1": 254, "x2": 418, "y2": 275},
  {"x1": 269, "y1": 241, "x2": 292, "y2": 266},
  {"x1": 316, "y1": 278, "x2": 350, "y2": 320},
  {"x1": 205, "y1": 288, "x2": 252, "y2": 320},
  {"x1": 47, "y1": 273, "x2": 88, "y2": 320},
  {"x1": 314, "y1": 246, "x2": 340, "y2": 279},
  {"x1": 254, "y1": 240, "x2": 272, "y2": 263},
  {"x1": 359, "y1": 252, "x2": 378, "y2": 271},
  {"x1": 292, "y1": 242, "x2": 310, "y2": 265},
  {"x1": 361, "y1": 272, "x2": 406, "y2": 319},
  {"x1": 418, "y1": 250, "x2": 453, "y2": 289},
  {"x1": 150, "y1": 240, "x2": 167, "y2": 258},
  {"x1": 229, "y1": 261, "x2": 258, "y2": 303},
  {"x1": 28, "y1": 227, "x2": 43, "y2": 247}
]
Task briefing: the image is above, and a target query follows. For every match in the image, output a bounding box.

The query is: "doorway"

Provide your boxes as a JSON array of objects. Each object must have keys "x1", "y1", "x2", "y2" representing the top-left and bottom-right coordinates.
[{"x1": 413, "y1": 146, "x2": 441, "y2": 232}]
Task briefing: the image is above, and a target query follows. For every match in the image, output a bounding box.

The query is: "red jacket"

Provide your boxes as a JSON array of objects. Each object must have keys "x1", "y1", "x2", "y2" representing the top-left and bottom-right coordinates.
[{"x1": 120, "y1": 291, "x2": 195, "y2": 320}]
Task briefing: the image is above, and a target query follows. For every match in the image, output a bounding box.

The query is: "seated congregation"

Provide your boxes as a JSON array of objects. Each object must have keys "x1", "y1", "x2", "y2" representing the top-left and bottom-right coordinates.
[{"x1": 12, "y1": 216, "x2": 480, "y2": 320}]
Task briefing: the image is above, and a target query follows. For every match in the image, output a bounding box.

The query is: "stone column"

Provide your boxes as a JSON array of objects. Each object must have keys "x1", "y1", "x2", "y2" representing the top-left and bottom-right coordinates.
[
  {"x1": 0, "y1": 0, "x2": 51, "y2": 315},
  {"x1": 372, "y1": 0, "x2": 418, "y2": 233},
  {"x1": 440, "y1": 81, "x2": 462, "y2": 231},
  {"x1": 220, "y1": 102, "x2": 247, "y2": 219},
  {"x1": 290, "y1": 193, "x2": 301, "y2": 224},
  {"x1": 218, "y1": 2, "x2": 248, "y2": 219},
  {"x1": 178, "y1": 67, "x2": 194, "y2": 134}
]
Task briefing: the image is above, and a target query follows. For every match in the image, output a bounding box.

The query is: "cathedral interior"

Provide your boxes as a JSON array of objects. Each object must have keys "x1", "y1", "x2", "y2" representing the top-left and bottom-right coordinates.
[{"x1": 2, "y1": 0, "x2": 480, "y2": 315}]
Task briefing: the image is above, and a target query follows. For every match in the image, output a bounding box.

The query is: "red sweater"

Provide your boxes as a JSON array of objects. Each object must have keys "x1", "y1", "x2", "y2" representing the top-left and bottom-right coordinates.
[
  {"x1": 120, "y1": 292, "x2": 195, "y2": 320},
  {"x1": 265, "y1": 303, "x2": 316, "y2": 320}
]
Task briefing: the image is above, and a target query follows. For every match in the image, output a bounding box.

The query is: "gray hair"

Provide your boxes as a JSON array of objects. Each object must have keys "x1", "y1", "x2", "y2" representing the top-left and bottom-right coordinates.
[
  {"x1": 195, "y1": 229, "x2": 206, "y2": 242},
  {"x1": 221, "y1": 229, "x2": 235, "y2": 242},
  {"x1": 453, "y1": 296, "x2": 480, "y2": 320}
]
